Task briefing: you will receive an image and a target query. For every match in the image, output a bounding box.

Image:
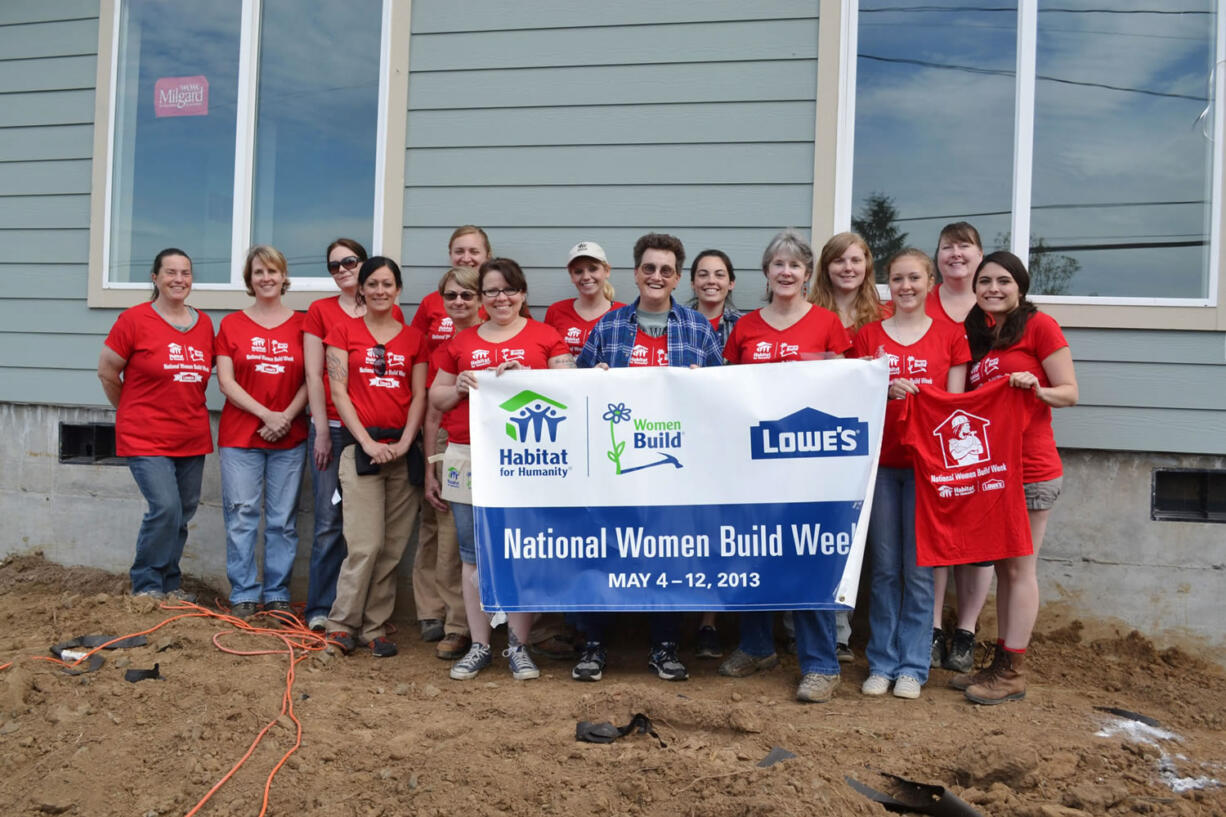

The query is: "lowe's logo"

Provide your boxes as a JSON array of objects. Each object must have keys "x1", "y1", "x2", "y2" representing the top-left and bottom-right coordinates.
[{"x1": 750, "y1": 407, "x2": 868, "y2": 459}]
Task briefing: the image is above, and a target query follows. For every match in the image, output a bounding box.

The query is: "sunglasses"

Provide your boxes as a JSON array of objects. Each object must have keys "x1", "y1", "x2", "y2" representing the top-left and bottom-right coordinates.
[
  {"x1": 371, "y1": 343, "x2": 386, "y2": 377},
  {"x1": 327, "y1": 255, "x2": 361, "y2": 273},
  {"x1": 443, "y1": 290, "x2": 477, "y2": 302}
]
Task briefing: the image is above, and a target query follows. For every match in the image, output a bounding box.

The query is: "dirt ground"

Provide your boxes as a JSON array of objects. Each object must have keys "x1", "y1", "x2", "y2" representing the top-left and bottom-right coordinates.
[{"x1": 0, "y1": 553, "x2": 1223, "y2": 817}]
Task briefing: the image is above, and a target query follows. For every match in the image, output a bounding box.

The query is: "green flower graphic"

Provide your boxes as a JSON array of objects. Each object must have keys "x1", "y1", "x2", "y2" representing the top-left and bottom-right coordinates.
[{"x1": 603, "y1": 402, "x2": 631, "y2": 474}]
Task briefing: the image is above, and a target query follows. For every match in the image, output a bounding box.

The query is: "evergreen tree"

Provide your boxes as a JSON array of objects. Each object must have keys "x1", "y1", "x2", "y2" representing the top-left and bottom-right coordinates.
[{"x1": 851, "y1": 193, "x2": 908, "y2": 282}]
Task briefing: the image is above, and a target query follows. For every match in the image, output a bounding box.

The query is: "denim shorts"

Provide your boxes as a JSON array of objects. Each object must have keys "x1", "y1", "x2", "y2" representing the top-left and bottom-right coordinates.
[{"x1": 1024, "y1": 476, "x2": 1063, "y2": 511}]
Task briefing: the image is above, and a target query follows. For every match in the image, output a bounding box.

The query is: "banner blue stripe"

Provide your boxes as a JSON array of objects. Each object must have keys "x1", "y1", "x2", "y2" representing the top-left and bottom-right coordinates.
[{"x1": 474, "y1": 500, "x2": 862, "y2": 611}]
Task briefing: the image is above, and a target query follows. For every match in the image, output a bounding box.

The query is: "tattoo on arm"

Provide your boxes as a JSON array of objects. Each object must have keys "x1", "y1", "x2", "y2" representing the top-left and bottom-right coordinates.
[
  {"x1": 552, "y1": 354, "x2": 577, "y2": 369},
  {"x1": 326, "y1": 349, "x2": 349, "y2": 385}
]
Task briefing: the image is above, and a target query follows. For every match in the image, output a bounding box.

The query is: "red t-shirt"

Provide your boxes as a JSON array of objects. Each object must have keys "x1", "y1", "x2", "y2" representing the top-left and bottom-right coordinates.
[
  {"x1": 411, "y1": 290, "x2": 502, "y2": 341},
  {"x1": 897, "y1": 380, "x2": 1033, "y2": 566},
  {"x1": 433, "y1": 320, "x2": 569, "y2": 444},
  {"x1": 324, "y1": 320, "x2": 427, "y2": 432},
  {"x1": 723, "y1": 306, "x2": 852, "y2": 364},
  {"x1": 967, "y1": 311, "x2": 1068, "y2": 482},
  {"x1": 104, "y1": 302, "x2": 214, "y2": 457},
  {"x1": 924, "y1": 283, "x2": 965, "y2": 329},
  {"x1": 852, "y1": 320, "x2": 971, "y2": 468},
  {"x1": 215, "y1": 311, "x2": 309, "y2": 449},
  {"x1": 628, "y1": 330, "x2": 670, "y2": 367},
  {"x1": 544, "y1": 298, "x2": 627, "y2": 357},
  {"x1": 304, "y1": 296, "x2": 404, "y2": 422}
]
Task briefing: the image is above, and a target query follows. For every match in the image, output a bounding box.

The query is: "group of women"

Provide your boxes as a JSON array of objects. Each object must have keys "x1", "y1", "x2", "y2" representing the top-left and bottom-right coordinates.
[{"x1": 98, "y1": 219, "x2": 1076, "y2": 705}]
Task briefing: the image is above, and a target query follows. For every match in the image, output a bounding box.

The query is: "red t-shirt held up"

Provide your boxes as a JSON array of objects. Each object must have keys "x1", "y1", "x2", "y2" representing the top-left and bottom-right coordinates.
[
  {"x1": 324, "y1": 320, "x2": 427, "y2": 433},
  {"x1": 967, "y1": 311, "x2": 1068, "y2": 482},
  {"x1": 723, "y1": 305, "x2": 851, "y2": 364},
  {"x1": 627, "y1": 330, "x2": 670, "y2": 367},
  {"x1": 433, "y1": 320, "x2": 569, "y2": 444},
  {"x1": 304, "y1": 296, "x2": 404, "y2": 422},
  {"x1": 851, "y1": 320, "x2": 970, "y2": 468},
  {"x1": 104, "y1": 302, "x2": 214, "y2": 457},
  {"x1": 544, "y1": 298, "x2": 627, "y2": 357},
  {"x1": 897, "y1": 379, "x2": 1033, "y2": 567},
  {"x1": 215, "y1": 311, "x2": 308, "y2": 449}
]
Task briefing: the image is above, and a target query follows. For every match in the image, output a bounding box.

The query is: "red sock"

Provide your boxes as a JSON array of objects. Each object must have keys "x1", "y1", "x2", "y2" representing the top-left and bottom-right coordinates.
[{"x1": 1002, "y1": 644, "x2": 1026, "y2": 654}]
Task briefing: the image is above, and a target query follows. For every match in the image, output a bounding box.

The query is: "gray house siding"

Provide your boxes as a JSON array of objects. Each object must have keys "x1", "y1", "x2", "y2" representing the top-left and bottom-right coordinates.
[{"x1": 0, "y1": 0, "x2": 1222, "y2": 458}]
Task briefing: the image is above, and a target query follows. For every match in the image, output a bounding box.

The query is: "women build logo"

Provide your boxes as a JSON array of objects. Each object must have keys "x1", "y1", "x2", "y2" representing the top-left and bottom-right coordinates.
[
  {"x1": 603, "y1": 402, "x2": 684, "y2": 475},
  {"x1": 497, "y1": 390, "x2": 570, "y2": 477}
]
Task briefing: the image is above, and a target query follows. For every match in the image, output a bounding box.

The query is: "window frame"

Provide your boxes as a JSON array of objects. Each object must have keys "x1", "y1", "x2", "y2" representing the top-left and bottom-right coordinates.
[
  {"x1": 87, "y1": 0, "x2": 413, "y2": 311},
  {"x1": 816, "y1": 0, "x2": 1226, "y2": 331}
]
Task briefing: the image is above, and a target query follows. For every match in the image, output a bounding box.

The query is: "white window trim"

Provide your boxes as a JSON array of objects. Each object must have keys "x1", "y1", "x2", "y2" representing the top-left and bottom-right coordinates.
[
  {"x1": 823, "y1": 0, "x2": 1226, "y2": 330},
  {"x1": 87, "y1": 0, "x2": 412, "y2": 310}
]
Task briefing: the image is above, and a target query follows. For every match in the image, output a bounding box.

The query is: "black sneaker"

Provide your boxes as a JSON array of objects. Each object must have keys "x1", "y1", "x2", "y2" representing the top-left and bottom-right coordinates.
[
  {"x1": 572, "y1": 642, "x2": 606, "y2": 682},
  {"x1": 931, "y1": 627, "x2": 947, "y2": 668},
  {"x1": 695, "y1": 625, "x2": 722, "y2": 659},
  {"x1": 369, "y1": 637, "x2": 398, "y2": 658},
  {"x1": 943, "y1": 628, "x2": 975, "y2": 673},
  {"x1": 649, "y1": 642, "x2": 688, "y2": 681},
  {"x1": 419, "y1": 619, "x2": 444, "y2": 642},
  {"x1": 230, "y1": 602, "x2": 259, "y2": 620},
  {"x1": 326, "y1": 631, "x2": 356, "y2": 655}
]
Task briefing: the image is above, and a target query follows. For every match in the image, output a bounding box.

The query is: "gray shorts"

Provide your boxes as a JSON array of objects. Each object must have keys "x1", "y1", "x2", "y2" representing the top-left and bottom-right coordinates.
[{"x1": 1024, "y1": 476, "x2": 1063, "y2": 511}]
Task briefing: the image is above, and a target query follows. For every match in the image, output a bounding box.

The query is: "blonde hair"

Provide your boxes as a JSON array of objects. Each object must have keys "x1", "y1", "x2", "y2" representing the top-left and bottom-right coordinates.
[
  {"x1": 809, "y1": 232, "x2": 882, "y2": 330},
  {"x1": 448, "y1": 225, "x2": 492, "y2": 257},
  {"x1": 242, "y1": 245, "x2": 290, "y2": 296},
  {"x1": 437, "y1": 265, "x2": 479, "y2": 295},
  {"x1": 887, "y1": 247, "x2": 936, "y2": 282}
]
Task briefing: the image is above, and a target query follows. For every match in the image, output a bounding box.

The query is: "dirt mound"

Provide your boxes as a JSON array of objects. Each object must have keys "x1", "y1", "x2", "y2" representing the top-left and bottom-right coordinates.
[{"x1": 0, "y1": 555, "x2": 1223, "y2": 816}]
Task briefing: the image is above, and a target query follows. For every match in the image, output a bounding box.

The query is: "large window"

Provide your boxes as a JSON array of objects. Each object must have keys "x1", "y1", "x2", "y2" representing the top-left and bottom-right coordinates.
[
  {"x1": 851, "y1": 0, "x2": 1221, "y2": 303},
  {"x1": 103, "y1": 0, "x2": 385, "y2": 290}
]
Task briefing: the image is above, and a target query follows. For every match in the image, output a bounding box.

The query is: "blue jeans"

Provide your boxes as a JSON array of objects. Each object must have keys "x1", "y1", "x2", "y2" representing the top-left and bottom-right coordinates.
[
  {"x1": 305, "y1": 423, "x2": 347, "y2": 622},
  {"x1": 793, "y1": 610, "x2": 840, "y2": 675},
  {"x1": 127, "y1": 455, "x2": 205, "y2": 595},
  {"x1": 865, "y1": 466, "x2": 933, "y2": 683},
  {"x1": 737, "y1": 611, "x2": 776, "y2": 656},
  {"x1": 220, "y1": 445, "x2": 306, "y2": 604},
  {"x1": 452, "y1": 500, "x2": 476, "y2": 564},
  {"x1": 577, "y1": 612, "x2": 681, "y2": 647}
]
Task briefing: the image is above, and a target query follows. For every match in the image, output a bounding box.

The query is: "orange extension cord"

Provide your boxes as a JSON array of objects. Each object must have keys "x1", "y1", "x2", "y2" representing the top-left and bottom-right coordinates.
[{"x1": 0, "y1": 598, "x2": 335, "y2": 817}]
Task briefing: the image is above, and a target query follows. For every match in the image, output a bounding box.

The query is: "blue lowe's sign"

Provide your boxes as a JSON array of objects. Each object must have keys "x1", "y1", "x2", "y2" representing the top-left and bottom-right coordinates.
[{"x1": 749, "y1": 407, "x2": 869, "y2": 460}]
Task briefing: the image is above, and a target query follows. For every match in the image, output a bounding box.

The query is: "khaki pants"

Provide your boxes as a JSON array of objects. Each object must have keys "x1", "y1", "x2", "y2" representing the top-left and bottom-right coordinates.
[
  {"x1": 327, "y1": 446, "x2": 420, "y2": 642},
  {"x1": 411, "y1": 429, "x2": 468, "y2": 635}
]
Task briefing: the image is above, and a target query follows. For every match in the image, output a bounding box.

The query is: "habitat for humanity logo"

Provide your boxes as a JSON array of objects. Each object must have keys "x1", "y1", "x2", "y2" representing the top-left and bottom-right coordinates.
[
  {"x1": 497, "y1": 390, "x2": 569, "y2": 477},
  {"x1": 603, "y1": 402, "x2": 683, "y2": 475},
  {"x1": 750, "y1": 407, "x2": 868, "y2": 459}
]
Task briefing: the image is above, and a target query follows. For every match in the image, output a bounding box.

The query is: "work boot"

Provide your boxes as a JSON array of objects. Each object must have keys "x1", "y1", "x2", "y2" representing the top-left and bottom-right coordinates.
[
  {"x1": 949, "y1": 642, "x2": 1004, "y2": 691},
  {"x1": 965, "y1": 651, "x2": 1026, "y2": 705}
]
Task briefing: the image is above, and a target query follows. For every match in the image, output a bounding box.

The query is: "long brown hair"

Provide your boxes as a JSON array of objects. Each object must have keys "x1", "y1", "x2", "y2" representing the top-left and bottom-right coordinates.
[{"x1": 809, "y1": 232, "x2": 882, "y2": 330}]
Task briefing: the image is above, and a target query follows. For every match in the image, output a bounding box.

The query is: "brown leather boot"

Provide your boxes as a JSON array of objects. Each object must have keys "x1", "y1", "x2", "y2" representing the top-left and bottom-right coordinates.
[
  {"x1": 964, "y1": 651, "x2": 1026, "y2": 705},
  {"x1": 949, "y1": 642, "x2": 1003, "y2": 691}
]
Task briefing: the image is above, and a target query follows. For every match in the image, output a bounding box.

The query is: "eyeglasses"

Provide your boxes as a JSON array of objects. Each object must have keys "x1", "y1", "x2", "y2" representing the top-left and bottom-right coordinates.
[
  {"x1": 443, "y1": 290, "x2": 477, "y2": 302},
  {"x1": 371, "y1": 343, "x2": 386, "y2": 377},
  {"x1": 638, "y1": 262, "x2": 676, "y2": 279},
  {"x1": 327, "y1": 255, "x2": 360, "y2": 273},
  {"x1": 481, "y1": 287, "x2": 521, "y2": 299}
]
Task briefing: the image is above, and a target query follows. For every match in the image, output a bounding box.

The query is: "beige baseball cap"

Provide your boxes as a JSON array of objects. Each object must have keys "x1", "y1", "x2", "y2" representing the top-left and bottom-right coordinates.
[{"x1": 566, "y1": 241, "x2": 608, "y2": 266}]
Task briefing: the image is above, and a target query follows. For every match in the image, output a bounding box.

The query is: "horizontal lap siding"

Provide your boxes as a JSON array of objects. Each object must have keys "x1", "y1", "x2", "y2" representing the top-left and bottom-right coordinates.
[
  {"x1": 0, "y1": 11, "x2": 109, "y2": 407},
  {"x1": 400, "y1": 4, "x2": 819, "y2": 312}
]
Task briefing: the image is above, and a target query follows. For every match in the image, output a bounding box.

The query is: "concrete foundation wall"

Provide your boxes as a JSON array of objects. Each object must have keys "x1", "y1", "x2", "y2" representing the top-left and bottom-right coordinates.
[
  {"x1": 0, "y1": 402, "x2": 416, "y2": 603},
  {"x1": 2, "y1": 404, "x2": 1222, "y2": 658}
]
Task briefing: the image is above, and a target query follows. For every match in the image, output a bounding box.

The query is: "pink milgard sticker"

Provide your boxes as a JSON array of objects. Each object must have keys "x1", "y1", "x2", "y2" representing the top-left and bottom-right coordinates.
[{"x1": 154, "y1": 75, "x2": 209, "y2": 117}]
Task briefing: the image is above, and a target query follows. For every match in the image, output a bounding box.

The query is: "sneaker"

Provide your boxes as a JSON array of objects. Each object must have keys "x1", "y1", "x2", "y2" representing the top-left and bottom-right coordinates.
[
  {"x1": 943, "y1": 628, "x2": 976, "y2": 673},
  {"x1": 837, "y1": 642, "x2": 854, "y2": 663},
  {"x1": 505, "y1": 645, "x2": 540, "y2": 680},
  {"x1": 796, "y1": 673, "x2": 841, "y2": 703},
  {"x1": 648, "y1": 642, "x2": 688, "y2": 681},
  {"x1": 326, "y1": 631, "x2": 356, "y2": 655},
  {"x1": 165, "y1": 589, "x2": 197, "y2": 604},
  {"x1": 893, "y1": 675, "x2": 922, "y2": 699},
  {"x1": 695, "y1": 625, "x2": 723, "y2": 659},
  {"x1": 419, "y1": 619, "x2": 444, "y2": 642},
  {"x1": 132, "y1": 590, "x2": 166, "y2": 601},
  {"x1": 307, "y1": 615, "x2": 328, "y2": 633},
  {"x1": 718, "y1": 649, "x2": 779, "y2": 678},
  {"x1": 230, "y1": 602, "x2": 259, "y2": 620},
  {"x1": 263, "y1": 601, "x2": 294, "y2": 622},
  {"x1": 450, "y1": 642, "x2": 492, "y2": 680},
  {"x1": 572, "y1": 642, "x2": 606, "y2": 682},
  {"x1": 930, "y1": 628, "x2": 946, "y2": 668},
  {"x1": 436, "y1": 632, "x2": 471, "y2": 660},
  {"x1": 369, "y1": 637, "x2": 398, "y2": 658},
  {"x1": 861, "y1": 673, "x2": 890, "y2": 696}
]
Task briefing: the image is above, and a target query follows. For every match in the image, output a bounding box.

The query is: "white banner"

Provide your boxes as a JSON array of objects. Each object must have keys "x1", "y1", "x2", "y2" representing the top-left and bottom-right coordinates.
[{"x1": 468, "y1": 358, "x2": 889, "y2": 611}]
